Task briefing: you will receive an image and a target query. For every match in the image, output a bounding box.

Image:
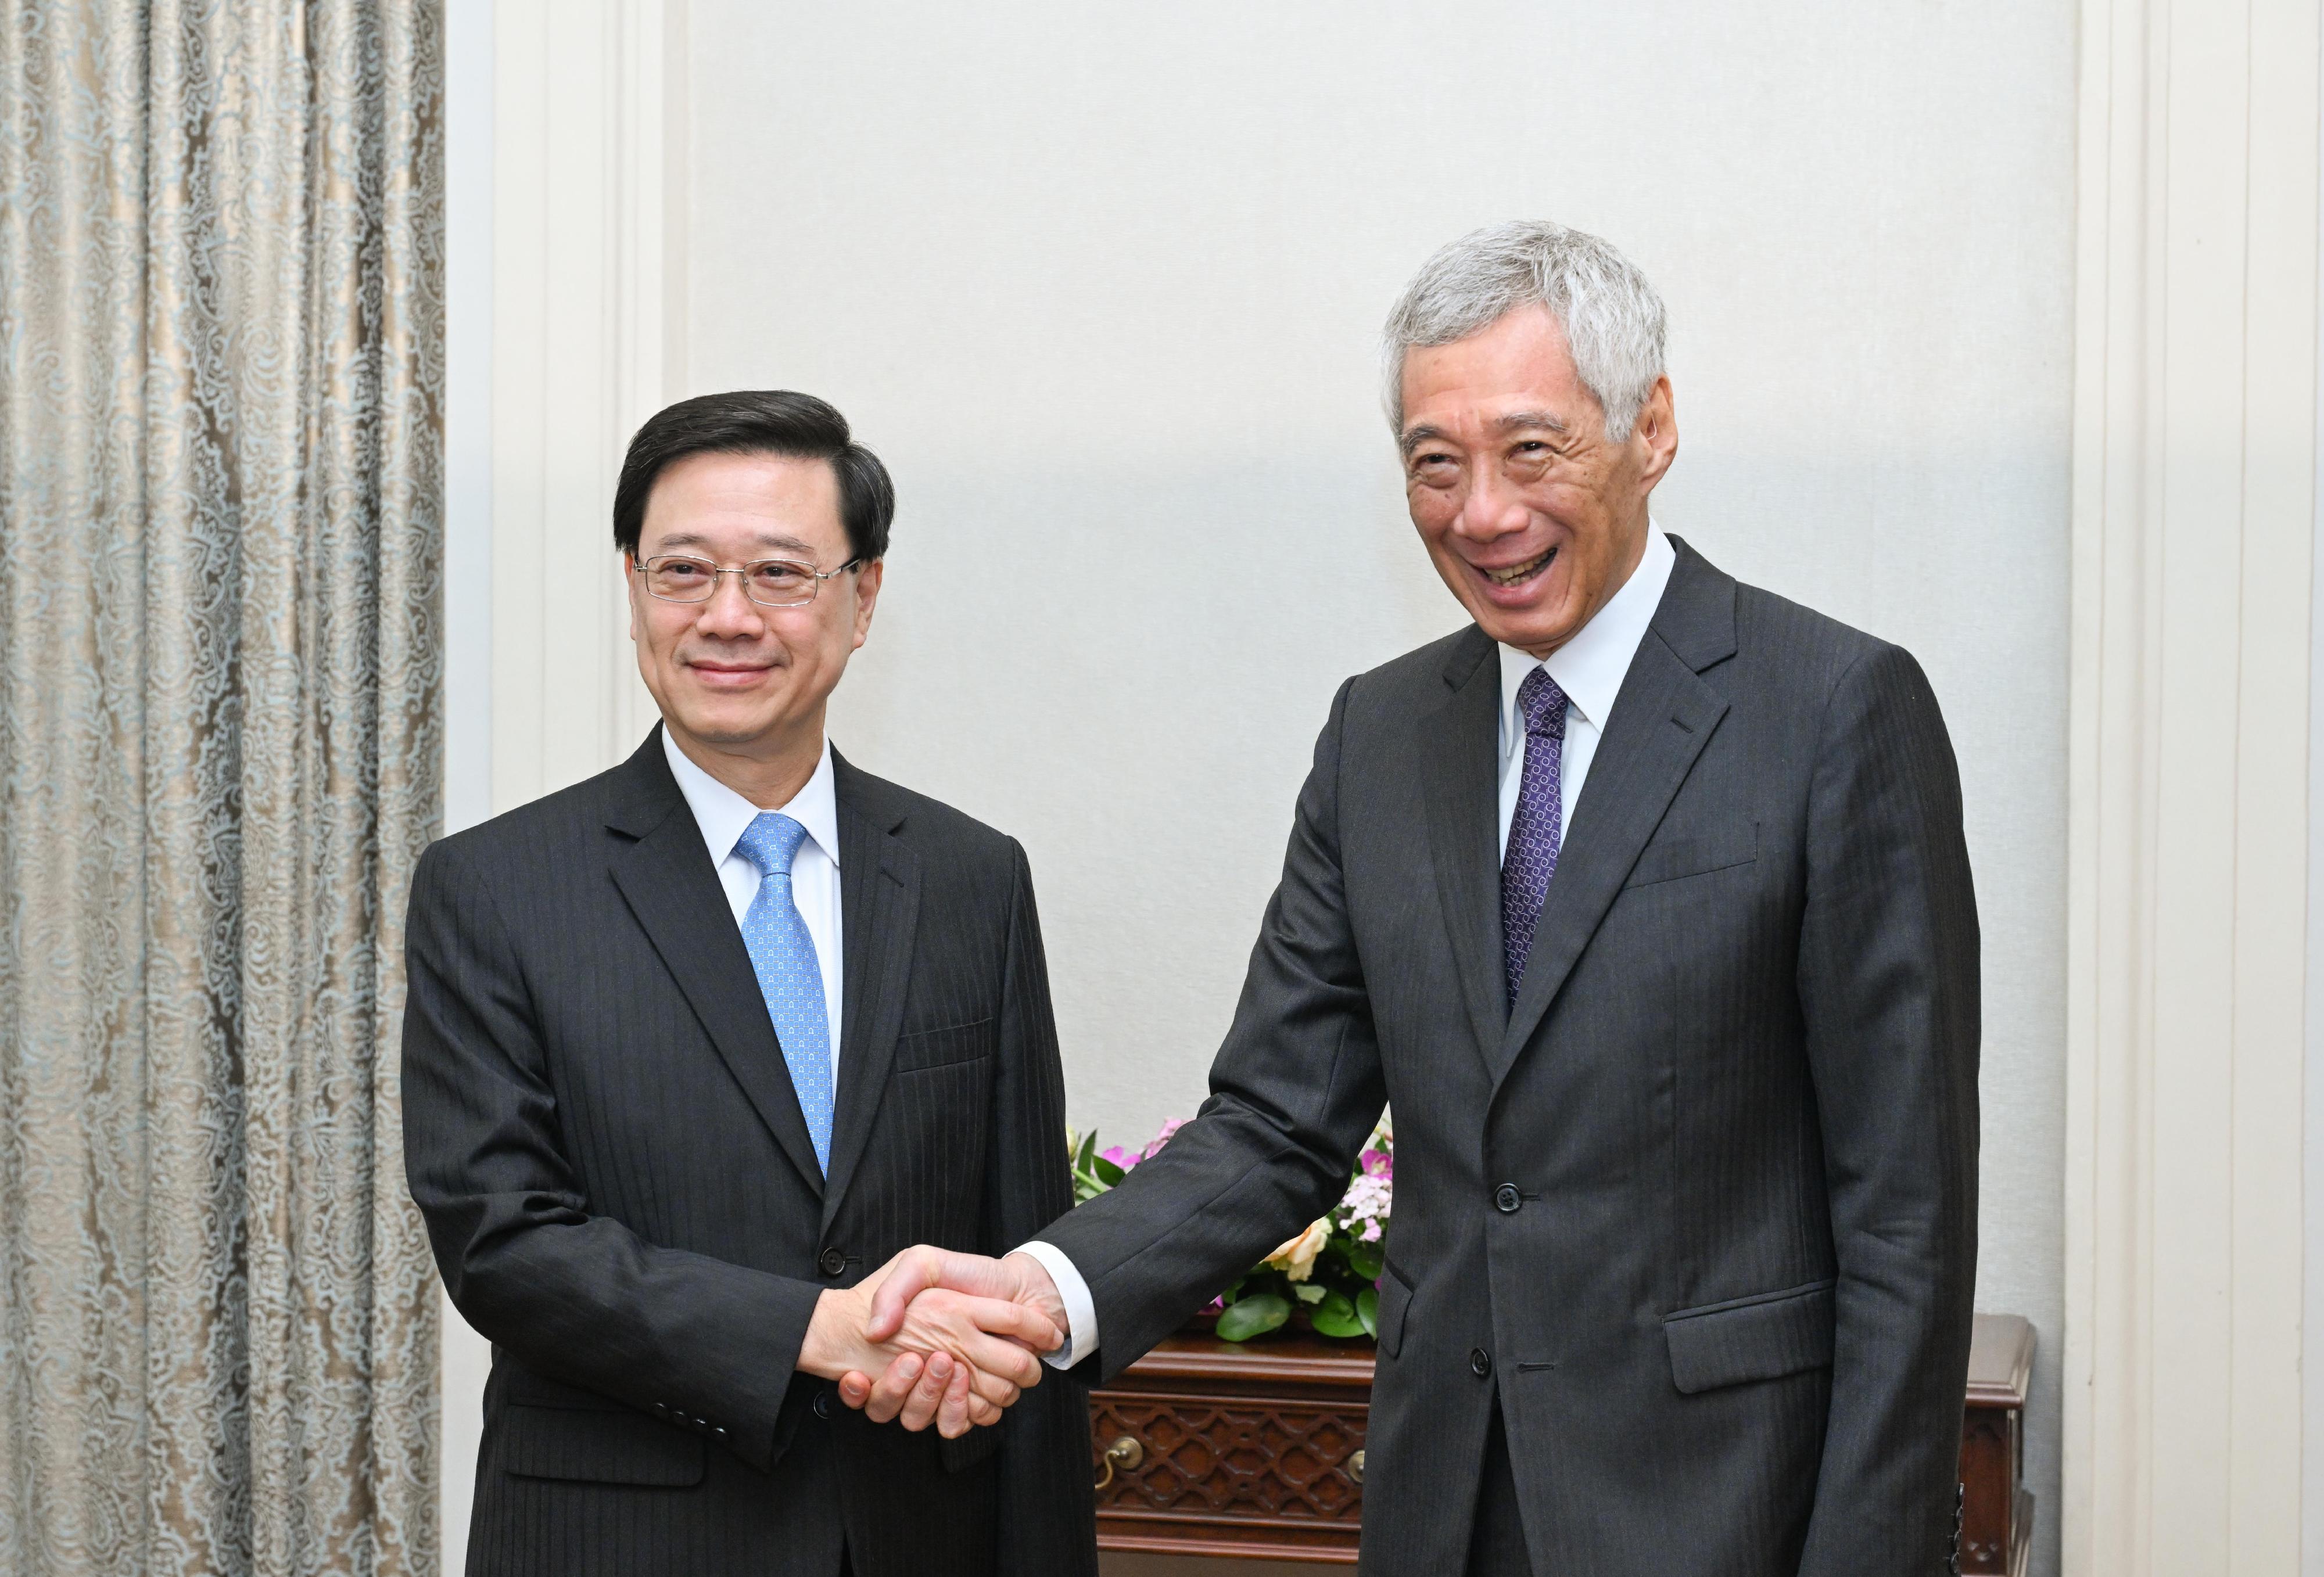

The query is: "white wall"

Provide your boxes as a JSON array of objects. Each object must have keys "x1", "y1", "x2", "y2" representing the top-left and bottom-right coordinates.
[{"x1": 683, "y1": 4, "x2": 2075, "y2": 1572}]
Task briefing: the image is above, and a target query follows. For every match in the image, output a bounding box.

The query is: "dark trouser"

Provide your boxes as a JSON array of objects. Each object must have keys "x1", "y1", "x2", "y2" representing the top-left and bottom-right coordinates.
[{"x1": 1467, "y1": 1400, "x2": 1536, "y2": 1576}]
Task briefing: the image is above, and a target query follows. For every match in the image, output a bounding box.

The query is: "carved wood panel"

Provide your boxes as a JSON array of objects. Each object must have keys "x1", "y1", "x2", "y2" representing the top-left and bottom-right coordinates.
[{"x1": 1093, "y1": 1392, "x2": 1365, "y2": 1525}]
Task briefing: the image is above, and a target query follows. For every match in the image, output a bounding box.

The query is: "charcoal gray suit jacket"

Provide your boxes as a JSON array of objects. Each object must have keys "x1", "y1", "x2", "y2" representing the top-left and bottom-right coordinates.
[
  {"x1": 403, "y1": 731, "x2": 1097, "y2": 1577},
  {"x1": 1037, "y1": 538, "x2": 1980, "y2": 1576}
]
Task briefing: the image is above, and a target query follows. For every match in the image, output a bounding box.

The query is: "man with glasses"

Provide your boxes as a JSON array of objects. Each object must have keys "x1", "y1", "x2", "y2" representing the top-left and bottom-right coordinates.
[{"x1": 401, "y1": 391, "x2": 1096, "y2": 1577}]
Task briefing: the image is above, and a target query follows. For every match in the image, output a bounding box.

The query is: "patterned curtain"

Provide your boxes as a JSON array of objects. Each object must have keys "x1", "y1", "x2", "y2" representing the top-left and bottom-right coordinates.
[{"x1": 0, "y1": 3, "x2": 442, "y2": 1575}]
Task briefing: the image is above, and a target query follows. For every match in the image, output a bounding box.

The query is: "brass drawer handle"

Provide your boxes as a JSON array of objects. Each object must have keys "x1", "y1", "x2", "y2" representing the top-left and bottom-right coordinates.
[
  {"x1": 1093, "y1": 1434, "x2": 1143, "y2": 1490},
  {"x1": 1349, "y1": 1448, "x2": 1365, "y2": 1484}
]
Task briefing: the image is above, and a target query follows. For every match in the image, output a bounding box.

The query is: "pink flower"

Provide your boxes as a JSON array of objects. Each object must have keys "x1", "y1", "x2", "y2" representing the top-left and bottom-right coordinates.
[
  {"x1": 1100, "y1": 1145, "x2": 1141, "y2": 1170},
  {"x1": 1360, "y1": 1148, "x2": 1393, "y2": 1180},
  {"x1": 1144, "y1": 1118, "x2": 1187, "y2": 1159}
]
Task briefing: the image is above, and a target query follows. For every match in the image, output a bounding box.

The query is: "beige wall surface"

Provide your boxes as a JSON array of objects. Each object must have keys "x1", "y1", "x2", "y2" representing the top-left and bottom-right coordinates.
[{"x1": 683, "y1": 3, "x2": 2076, "y2": 1571}]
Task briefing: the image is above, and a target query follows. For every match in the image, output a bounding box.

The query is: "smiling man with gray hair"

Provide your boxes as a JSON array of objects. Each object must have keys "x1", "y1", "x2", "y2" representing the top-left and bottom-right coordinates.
[{"x1": 856, "y1": 221, "x2": 1982, "y2": 1576}]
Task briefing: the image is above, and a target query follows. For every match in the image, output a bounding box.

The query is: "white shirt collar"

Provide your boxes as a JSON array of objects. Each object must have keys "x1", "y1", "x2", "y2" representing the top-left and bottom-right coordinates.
[
  {"x1": 661, "y1": 727, "x2": 842, "y2": 870},
  {"x1": 1498, "y1": 523, "x2": 1677, "y2": 755}
]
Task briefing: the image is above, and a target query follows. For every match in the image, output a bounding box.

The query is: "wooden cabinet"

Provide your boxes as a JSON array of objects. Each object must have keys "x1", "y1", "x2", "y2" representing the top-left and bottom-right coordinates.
[
  {"x1": 1960, "y1": 1314, "x2": 2036, "y2": 1577},
  {"x1": 1089, "y1": 1312, "x2": 2036, "y2": 1567}
]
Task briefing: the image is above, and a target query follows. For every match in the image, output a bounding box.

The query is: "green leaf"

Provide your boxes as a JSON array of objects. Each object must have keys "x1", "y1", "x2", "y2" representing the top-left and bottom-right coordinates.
[
  {"x1": 1355, "y1": 1287, "x2": 1379, "y2": 1338},
  {"x1": 1310, "y1": 1290, "x2": 1364, "y2": 1339},
  {"x1": 1345, "y1": 1241, "x2": 1384, "y2": 1283},
  {"x1": 1074, "y1": 1129, "x2": 1099, "y2": 1174},
  {"x1": 1091, "y1": 1155, "x2": 1125, "y2": 1187},
  {"x1": 1292, "y1": 1281, "x2": 1326, "y2": 1305},
  {"x1": 1215, "y1": 1294, "x2": 1290, "y2": 1342}
]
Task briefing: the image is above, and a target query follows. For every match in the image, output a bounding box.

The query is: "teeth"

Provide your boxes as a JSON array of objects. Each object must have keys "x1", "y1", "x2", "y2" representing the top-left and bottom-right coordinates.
[{"x1": 1484, "y1": 549, "x2": 1553, "y2": 586}]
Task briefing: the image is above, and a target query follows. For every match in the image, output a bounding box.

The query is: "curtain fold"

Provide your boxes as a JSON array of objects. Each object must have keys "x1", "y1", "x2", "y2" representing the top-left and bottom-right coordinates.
[{"x1": 0, "y1": 3, "x2": 443, "y2": 1573}]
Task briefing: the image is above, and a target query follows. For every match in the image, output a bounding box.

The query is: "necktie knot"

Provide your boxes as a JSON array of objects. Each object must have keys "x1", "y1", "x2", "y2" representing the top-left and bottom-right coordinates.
[
  {"x1": 734, "y1": 812, "x2": 809, "y2": 879},
  {"x1": 1518, "y1": 666, "x2": 1570, "y2": 740}
]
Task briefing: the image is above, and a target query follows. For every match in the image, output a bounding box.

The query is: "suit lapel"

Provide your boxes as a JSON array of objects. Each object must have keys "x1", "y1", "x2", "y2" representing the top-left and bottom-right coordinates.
[
  {"x1": 819, "y1": 755, "x2": 922, "y2": 1227},
  {"x1": 1494, "y1": 539, "x2": 1737, "y2": 1084},
  {"x1": 1418, "y1": 628, "x2": 1509, "y2": 1074},
  {"x1": 604, "y1": 731, "x2": 826, "y2": 1196}
]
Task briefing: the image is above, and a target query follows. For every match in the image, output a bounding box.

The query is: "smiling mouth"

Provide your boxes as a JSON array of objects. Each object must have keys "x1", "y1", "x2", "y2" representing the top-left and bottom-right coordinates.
[{"x1": 1479, "y1": 547, "x2": 1556, "y2": 588}]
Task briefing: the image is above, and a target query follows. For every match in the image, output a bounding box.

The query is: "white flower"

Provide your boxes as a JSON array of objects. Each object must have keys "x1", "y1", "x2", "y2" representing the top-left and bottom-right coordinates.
[
  {"x1": 1333, "y1": 1173, "x2": 1391, "y2": 1236},
  {"x1": 1267, "y1": 1218, "x2": 1331, "y2": 1282}
]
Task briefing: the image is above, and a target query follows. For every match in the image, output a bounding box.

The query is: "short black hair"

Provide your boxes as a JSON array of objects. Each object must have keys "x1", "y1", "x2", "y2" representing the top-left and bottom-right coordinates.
[{"x1": 612, "y1": 390, "x2": 894, "y2": 565}]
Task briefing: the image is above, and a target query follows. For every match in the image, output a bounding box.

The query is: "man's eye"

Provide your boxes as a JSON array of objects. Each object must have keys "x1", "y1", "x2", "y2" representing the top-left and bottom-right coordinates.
[
  {"x1": 751, "y1": 564, "x2": 809, "y2": 588},
  {"x1": 659, "y1": 559, "x2": 711, "y2": 579}
]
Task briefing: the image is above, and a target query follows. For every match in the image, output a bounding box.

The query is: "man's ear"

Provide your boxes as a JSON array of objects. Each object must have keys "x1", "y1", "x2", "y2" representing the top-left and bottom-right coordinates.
[
  {"x1": 621, "y1": 552, "x2": 640, "y2": 642},
  {"x1": 851, "y1": 558, "x2": 884, "y2": 651},
  {"x1": 1633, "y1": 376, "x2": 1678, "y2": 491}
]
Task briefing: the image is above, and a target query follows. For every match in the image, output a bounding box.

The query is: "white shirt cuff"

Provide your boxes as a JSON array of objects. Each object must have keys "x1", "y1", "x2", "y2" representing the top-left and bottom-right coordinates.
[{"x1": 1007, "y1": 1241, "x2": 1099, "y2": 1370}]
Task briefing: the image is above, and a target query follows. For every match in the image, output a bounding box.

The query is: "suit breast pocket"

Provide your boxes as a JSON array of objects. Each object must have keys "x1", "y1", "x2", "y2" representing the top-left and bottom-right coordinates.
[
  {"x1": 893, "y1": 1016, "x2": 997, "y2": 1073},
  {"x1": 1625, "y1": 821, "x2": 1759, "y2": 889}
]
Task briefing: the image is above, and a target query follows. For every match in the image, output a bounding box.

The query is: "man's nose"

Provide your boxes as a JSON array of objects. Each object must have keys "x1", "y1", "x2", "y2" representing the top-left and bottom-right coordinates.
[
  {"x1": 1455, "y1": 465, "x2": 1529, "y2": 541},
  {"x1": 694, "y1": 572, "x2": 767, "y2": 635}
]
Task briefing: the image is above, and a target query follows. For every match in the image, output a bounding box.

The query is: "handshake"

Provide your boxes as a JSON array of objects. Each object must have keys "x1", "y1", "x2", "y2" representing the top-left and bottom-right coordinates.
[{"x1": 797, "y1": 1246, "x2": 1070, "y2": 1439}]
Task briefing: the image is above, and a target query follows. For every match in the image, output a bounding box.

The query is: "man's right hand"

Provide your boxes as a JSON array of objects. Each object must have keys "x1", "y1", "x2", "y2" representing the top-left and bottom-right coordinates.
[
  {"x1": 798, "y1": 1248, "x2": 1061, "y2": 1438},
  {"x1": 837, "y1": 1247, "x2": 1069, "y2": 1427}
]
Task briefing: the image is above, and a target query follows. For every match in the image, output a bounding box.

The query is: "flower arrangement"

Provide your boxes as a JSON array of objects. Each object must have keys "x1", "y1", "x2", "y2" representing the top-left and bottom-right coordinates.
[{"x1": 1068, "y1": 1113, "x2": 1394, "y2": 1342}]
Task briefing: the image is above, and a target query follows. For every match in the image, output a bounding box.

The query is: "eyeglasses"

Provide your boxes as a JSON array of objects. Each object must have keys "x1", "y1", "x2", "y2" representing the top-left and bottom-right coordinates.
[{"x1": 632, "y1": 554, "x2": 863, "y2": 608}]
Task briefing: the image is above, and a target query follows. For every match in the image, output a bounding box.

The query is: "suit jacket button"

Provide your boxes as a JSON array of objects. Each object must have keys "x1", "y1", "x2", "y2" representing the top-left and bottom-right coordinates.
[
  {"x1": 819, "y1": 1247, "x2": 848, "y2": 1277},
  {"x1": 1494, "y1": 1184, "x2": 1522, "y2": 1213},
  {"x1": 813, "y1": 1391, "x2": 835, "y2": 1420},
  {"x1": 1469, "y1": 1347, "x2": 1493, "y2": 1378}
]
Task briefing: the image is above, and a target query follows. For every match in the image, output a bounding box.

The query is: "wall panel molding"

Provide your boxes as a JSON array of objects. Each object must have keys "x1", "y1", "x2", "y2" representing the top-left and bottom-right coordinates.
[
  {"x1": 489, "y1": 0, "x2": 684, "y2": 816},
  {"x1": 2064, "y1": 1, "x2": 2319, "y2": 1570}
]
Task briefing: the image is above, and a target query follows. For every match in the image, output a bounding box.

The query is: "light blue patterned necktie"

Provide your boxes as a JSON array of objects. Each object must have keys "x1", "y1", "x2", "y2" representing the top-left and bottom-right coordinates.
[{"x1": 734, "y1": 812, "x2": 835, "y2": 1173}]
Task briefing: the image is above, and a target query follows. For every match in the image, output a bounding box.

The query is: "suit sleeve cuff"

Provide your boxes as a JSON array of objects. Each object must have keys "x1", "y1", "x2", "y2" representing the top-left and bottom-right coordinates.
[{"x1": 1008, "y1": 1241, "x2": 1098, "y2": 1370}]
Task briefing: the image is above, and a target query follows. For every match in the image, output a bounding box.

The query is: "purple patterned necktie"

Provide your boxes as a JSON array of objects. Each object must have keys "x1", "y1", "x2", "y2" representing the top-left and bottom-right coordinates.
[{"x1": 1501, "y1": 666, "x2": 1570, "y2": 1005}]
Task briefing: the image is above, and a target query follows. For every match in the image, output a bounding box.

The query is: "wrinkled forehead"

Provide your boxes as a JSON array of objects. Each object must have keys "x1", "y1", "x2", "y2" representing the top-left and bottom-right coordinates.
[{"x1": 637, "y1": 450, "x2": 847, "y2": 561}]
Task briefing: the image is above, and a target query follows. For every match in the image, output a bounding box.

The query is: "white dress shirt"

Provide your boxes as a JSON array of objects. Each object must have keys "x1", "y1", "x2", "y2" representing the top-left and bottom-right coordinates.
[
  {"x1": 662, "y1": 729, "x2": 845, "y2": 1065},
  {"x1": 1494, "y1": 523, "x2": 1677, "y2": 854},
  {"x1": 1027, "y1": 526, "x2": 1675, "y2": 1370}
]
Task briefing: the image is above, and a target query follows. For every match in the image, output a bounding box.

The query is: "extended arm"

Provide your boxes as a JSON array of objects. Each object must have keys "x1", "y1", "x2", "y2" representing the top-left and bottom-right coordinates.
[
  {"x1": 1793, "y1": 645, "x2": 1981, "y2": 1574},
  {"x1": 1029, "y1": 676, "x2": 1389, "y2": 1377},
  {"x1": 860, "y1": 678, "x2": 1387, "y2": 1380}
]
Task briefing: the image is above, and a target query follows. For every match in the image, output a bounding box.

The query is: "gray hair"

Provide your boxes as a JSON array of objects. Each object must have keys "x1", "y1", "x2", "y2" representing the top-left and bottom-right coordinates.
[{"x1": 1382, "y1": 220, "x2": 1668, "y2": 441}]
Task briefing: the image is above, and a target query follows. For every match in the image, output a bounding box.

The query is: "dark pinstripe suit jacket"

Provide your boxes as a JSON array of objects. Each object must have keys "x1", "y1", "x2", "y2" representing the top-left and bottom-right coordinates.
[
  {"x1": 402, "y1": 731, "x2": 1098, "y2": 1577},
  {"x1": 1038, "y1": 539, "x2": 1981, "y2": 1576}
]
